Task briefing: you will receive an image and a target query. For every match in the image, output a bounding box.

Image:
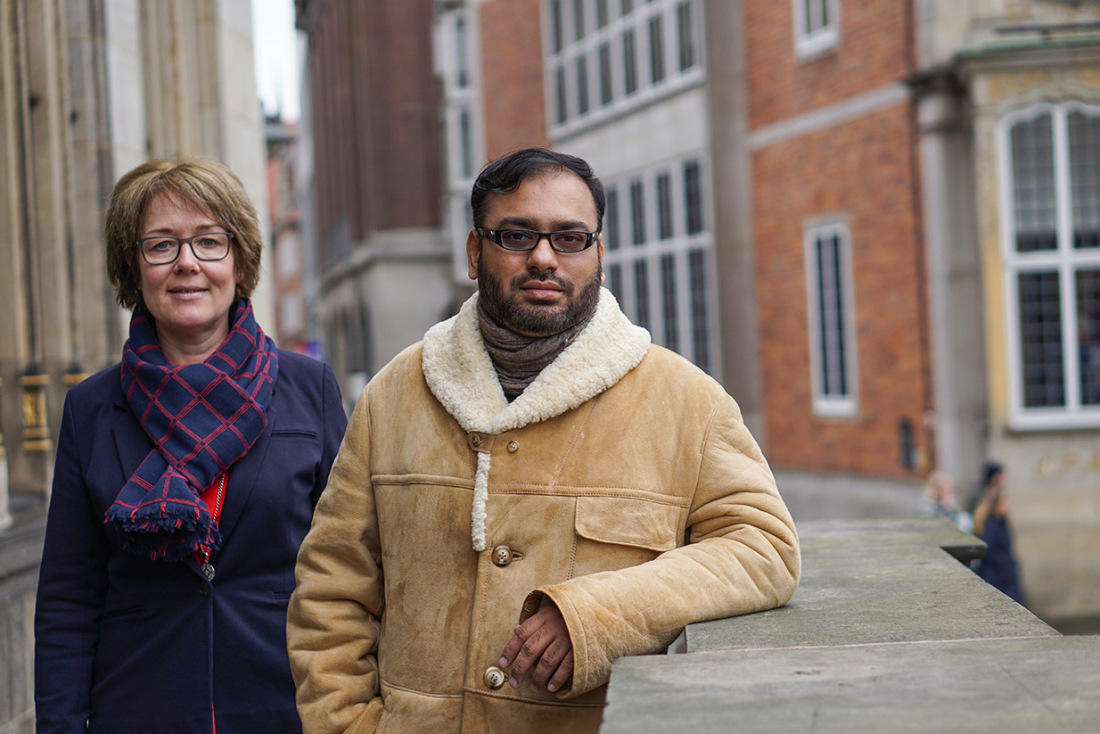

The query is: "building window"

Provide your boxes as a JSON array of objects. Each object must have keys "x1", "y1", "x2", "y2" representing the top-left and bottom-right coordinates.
[
  {"x1": 660, "y1": 253, "x2": 679, "y2": 351},
  {"x1": 648, "y1": 15, "x2": 665, "y2": 84},
  {"x1": 438, "y1": 7, "x2": 483, "y2": 284},
  {"x1": 622, "y1": 28, "x2": 638, "y2": 96},
  {"x1": 555, "y1": 66, "x2": 569, "y2": 124},
  {"x1": 1002, "y1": 103, "x2": 1100, "y2": 427},
  {"x1": 598, "y1": 42, "x2": 614, "y2": 106},
  {"x1": 576, "y1": 55, "x2": 590, "y2": 116},
  {"x1": 634, "y1": 260, "x2": 651, "y2": 330},
  {"x1": 455, "y1": 15, "x2": 470, "y2": 88},
  {"x1": 805, "y1": 220, "x2": 857, "y2": 417},
  {"x1": 630, "y1": 178, "x2": 646, "y2": 245},
  {"x1": 605, "y1": 186, "x2": 620, "y2": 250},
  {"x1": 458, "y1": 108, "x2": 474, "y2": 179},
  {"x1": 675, "y1": 0, "x2": 696, "y2": 72},
  {"x1": 603, "y1": 156, "x2": 717, "y2": 374},
  {"x1": 793, "y1": 0, "x2": 839, "y2": 58},
  {"x1": 688, "y1": 249, "x2": 711, "y2": 371},
  {"x1": 545, "y1": 0, "x2": 704, "y2": 135}
]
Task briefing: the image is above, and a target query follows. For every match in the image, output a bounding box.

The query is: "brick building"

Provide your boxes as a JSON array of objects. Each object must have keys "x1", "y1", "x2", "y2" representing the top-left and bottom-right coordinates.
[
  {"x1": 296, "y1": 0, "x2": 457, "y2": 403},
  {"x1": 746, "y1": 1, "x2": 935, "y2": 481}
]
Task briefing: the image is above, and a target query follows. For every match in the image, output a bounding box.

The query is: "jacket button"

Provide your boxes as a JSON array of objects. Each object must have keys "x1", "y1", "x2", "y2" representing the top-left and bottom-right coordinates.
[
  {"x1": 470, "y1": 433, "x2": 483, "y2": 447},
  {"x1": 507, "y1": 440, "x2": 519, "y2": 453},
  {"x1": 492, "y1": 545, "x2": 513, "y2": 567},
  {"x1": 484, "y1": 666, "x2": 506, "y2": 689},
  {"x1": 199, "y1": 584, "x2": 210, "y2": 598}
]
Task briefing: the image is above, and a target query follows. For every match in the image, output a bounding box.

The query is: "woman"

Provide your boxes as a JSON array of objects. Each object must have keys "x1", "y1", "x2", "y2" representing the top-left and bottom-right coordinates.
[
  {"x1": 972, "y1": 461, "x2": 1023, "y2": 604},
  {"x1": 34, "y1": 159, "x2": 347, "y2": 733}
]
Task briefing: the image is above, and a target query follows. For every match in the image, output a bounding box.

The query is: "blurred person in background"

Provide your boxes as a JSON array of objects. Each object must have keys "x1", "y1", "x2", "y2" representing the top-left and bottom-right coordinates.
[
  {"x1": 918, "y1": 469, "x2": 972, "y2": 533},
  {"x1": 972, "y1": 461, "x2": 1023, "y2": 604},
  {"x1": 34, "y1": 158, "x2": 346, "y2": 734}
]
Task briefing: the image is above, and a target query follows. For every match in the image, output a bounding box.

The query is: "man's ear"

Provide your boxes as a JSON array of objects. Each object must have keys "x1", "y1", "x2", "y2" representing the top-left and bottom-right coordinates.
[
  {"x1": 598, "y1": 237, "x2": 605, "y2": 282},
  {"x1": 466, "y1": 229, "x2": 481, "y2": 281}
]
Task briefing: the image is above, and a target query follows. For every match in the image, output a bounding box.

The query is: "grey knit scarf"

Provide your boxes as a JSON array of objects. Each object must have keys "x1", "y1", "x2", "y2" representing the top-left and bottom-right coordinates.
[{"x1": 477, "y1": 298, "x2": 593, "y2": 401}]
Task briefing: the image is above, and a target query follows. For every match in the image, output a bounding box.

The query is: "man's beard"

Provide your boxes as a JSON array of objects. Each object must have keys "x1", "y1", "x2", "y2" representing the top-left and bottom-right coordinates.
[{"x1": 477, "y1": 259, "x2": 602, "y2": 337}]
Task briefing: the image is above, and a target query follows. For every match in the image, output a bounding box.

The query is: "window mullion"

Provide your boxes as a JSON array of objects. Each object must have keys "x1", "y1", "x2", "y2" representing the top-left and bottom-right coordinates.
[{"x1": 1055, "y1": 107, "x2": 1082, "y2": 410}]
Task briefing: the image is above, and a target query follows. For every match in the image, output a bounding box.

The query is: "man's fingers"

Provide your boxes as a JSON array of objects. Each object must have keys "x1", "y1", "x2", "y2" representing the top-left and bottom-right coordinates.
[
  {"x1": 507, "y1": 622, "x2": 553, "y2": 686},
  {"x1": 499, "y1": 613, "x2": 546, "y2": 668},
  {"x1": 545, "y1": 650, "x2": 574, "y2": 693},
  {"x1": 531, "y1": 639, "x2": 572, "y2": 692}
]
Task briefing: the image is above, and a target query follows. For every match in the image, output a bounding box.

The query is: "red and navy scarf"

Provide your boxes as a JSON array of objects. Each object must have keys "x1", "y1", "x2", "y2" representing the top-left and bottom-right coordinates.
[{"x1": 104, "y1": 299, "x2": 279, "y2": 561}]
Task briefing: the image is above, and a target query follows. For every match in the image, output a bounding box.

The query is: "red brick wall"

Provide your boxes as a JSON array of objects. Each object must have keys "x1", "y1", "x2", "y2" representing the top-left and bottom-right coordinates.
[
  {"x1": 745, "y1": 0, "x2": 912, "y2": 130},
  {"x1": 479, "y1": 0, "x2": 550, "y2": 159},
  {"x1": 745, "y1": 0, "x2": 927, "y2": 477},
  {"x1": 753, "y1": 105, "x2": 929, "y2": 476},
  {"x1": 307, "y1": 0, "x2": 442, "y2": 253}
]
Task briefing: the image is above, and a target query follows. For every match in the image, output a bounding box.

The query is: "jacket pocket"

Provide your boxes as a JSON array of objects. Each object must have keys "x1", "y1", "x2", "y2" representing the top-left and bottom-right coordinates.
[{"x1": 574, "y1": 495, "x2": 680, "y2": 552}]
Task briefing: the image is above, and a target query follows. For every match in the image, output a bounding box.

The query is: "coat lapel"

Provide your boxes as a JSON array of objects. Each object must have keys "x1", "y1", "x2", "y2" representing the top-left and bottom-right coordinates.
[{"x1": 110, "y1": 395, "x2": 152, "y2": 484}]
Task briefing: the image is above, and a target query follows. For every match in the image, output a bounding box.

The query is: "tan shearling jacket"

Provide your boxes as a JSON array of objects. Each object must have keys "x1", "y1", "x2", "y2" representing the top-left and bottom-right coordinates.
[{"x1": 288, "y1": 289, "x2": 800, "y2": 734}]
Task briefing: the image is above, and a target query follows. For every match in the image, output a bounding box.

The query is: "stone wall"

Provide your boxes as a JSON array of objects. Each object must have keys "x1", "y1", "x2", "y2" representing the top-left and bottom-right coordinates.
[{"x1": 0, "y1": 497, "x2": 45, "y2": 734}]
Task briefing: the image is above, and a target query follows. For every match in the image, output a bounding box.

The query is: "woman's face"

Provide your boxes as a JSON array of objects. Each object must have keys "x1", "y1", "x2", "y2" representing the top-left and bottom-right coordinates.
[{"x1": 137, "y1": 193, "x2": 239, "y2": 363}]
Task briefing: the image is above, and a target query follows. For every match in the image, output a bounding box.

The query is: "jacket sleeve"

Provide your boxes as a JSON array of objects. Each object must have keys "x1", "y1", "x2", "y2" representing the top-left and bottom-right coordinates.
[
  {"x1": 534, "y1": 393, "x2": 801, "y2": 696},
  {"x1": 34, "y1": 394, "x2": 111, "y2": 734},
  {"x1": 287, "y1": 384, "x2": 385, "y2": 734}
]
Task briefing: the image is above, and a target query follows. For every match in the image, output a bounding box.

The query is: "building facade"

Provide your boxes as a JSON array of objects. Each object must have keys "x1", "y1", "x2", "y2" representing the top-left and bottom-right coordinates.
[
  {"x1": 424, "y1": 0, "x2": 1100, "y2": 624},
  {"x1": 914, "y1": 0, "x2": 1100, "y2": 623},
  {"x1": 296, "y1": 0, "x2": 457, "y2": 406},
  {"x1": 0, "y1": 1, "x2": 270, "y2": 729}
]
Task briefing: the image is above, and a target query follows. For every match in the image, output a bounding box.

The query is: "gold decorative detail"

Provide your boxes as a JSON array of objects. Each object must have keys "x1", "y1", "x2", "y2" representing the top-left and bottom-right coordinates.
[
  {"x1": 21, "y1": 370, "x2": 51, "y2": 452},
  {"x1": 63, "y1": 372, "x2": 90, "y2": 387},
  {"x1": 1038, "y1": 456, "x2": 1055, "y2": 476}
]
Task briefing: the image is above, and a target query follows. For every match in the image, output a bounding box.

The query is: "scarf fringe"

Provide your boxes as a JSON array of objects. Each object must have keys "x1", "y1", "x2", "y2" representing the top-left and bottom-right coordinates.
[{"x1": 104, "y1": 501, "x2": 223, "y2": 561}]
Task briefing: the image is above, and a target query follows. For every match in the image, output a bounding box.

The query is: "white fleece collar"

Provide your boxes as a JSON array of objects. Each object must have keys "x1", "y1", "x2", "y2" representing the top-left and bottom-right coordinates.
[
  {"x1": 423, "y1": 287, "x2": 651, "y2": 434},
  {"x1": 422, "y1": 288, "x2": 651, "y2": 551}
]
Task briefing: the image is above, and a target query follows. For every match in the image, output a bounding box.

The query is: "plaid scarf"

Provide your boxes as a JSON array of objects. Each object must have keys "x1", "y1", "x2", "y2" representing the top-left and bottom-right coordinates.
[{"x1": 104, "y1": 299, "x2": 279, "y2": 561}]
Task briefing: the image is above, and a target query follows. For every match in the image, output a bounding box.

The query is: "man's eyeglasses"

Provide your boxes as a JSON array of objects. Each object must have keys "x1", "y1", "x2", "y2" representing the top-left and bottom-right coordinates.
[
  {"x1": 476, "y1": 227, "x2": 600, "y2": 253},
  {"x1": 136, "y1": 232, "x2": 234, "y2": 265}
]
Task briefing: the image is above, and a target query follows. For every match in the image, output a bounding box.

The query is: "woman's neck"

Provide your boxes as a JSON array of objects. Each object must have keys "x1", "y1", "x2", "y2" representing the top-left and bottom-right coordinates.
[{"x1": 157, "y1": 323, "x2": 230, "y2": 365}]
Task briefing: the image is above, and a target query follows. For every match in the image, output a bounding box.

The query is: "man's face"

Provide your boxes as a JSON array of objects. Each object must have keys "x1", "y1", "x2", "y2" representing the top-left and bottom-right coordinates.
[{"x1": 466, "y1": 171, "x2": 604, "y2": 337}]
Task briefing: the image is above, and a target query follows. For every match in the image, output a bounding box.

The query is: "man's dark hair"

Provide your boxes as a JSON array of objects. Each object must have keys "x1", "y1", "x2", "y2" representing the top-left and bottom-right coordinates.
[{"x1": 470, "y1": 147, "x2": 606, "y2": 231}]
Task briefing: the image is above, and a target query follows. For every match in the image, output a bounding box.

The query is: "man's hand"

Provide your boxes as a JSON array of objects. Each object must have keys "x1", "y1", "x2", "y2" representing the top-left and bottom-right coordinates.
[{"x1": 498, "y1": 602, "x2": 574, "y2": 693}]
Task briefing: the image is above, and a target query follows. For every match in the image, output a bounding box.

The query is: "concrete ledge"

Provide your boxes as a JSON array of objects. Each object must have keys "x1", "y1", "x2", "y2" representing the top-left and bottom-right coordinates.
[
  {"x1": 600, "y1": 518, "x2": 1094, "y2": 732},
  {"x1": 602, "y1": 637, "x2": 1100, "y2": 733},
  {"x1": 686, "y1": 518, "x2": 1050, "y2": 653}
]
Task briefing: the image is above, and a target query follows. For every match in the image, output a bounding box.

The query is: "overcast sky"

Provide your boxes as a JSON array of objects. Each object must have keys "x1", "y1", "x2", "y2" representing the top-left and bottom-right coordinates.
[{"x1": 252, "y1": 0, "x2": 301, "y2": 121}]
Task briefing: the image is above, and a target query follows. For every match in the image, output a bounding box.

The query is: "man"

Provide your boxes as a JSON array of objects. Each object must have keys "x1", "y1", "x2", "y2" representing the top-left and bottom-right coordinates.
[{"x1": 287, "y1": 148, "x2": 800, "y2": 733}]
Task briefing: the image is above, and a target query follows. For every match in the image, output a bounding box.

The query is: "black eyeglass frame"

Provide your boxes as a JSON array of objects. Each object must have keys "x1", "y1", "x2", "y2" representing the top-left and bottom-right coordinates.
[
  {"x1": 475, "y1": 227, "x2": 601, "y2": 253},
  {"x1": 135, "y1": 232, "x2": 235, "y2": 265}
]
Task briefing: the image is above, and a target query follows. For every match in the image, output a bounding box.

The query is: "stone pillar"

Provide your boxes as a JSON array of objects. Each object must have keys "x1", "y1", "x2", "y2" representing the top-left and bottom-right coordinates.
[
  {"x1": 0, "y1": 375, "x2": 11, "y2": 530},
  {"x1": 910, "y1": 67, "x2": 988, "y2": 487}
]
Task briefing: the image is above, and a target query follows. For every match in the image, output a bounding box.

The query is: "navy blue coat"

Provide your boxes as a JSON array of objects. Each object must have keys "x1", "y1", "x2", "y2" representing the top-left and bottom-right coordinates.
[{"x1": 34, "y1": 350, "x2": 346, "y2": 734}]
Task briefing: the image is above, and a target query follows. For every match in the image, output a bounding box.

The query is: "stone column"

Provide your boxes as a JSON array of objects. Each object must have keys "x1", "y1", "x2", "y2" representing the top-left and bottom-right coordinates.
[
  {"x1": 0, "y1": 375, "x2": 11, "y2": 530},
  {"x1": 910, "y1": 67, "x2": 988, "y2": 487}
]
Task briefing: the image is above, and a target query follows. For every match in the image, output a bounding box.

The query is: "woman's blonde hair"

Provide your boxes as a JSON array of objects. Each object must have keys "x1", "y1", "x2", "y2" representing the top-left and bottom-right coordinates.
[{"x1": 105, "y1": 158, "x2": 263, "y2": 311}]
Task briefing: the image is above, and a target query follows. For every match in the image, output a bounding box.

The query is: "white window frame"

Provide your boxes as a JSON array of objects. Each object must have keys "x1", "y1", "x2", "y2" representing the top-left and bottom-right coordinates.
[
  {"x1": 543, "y1": 0, "x2": 705, "y2": 139},
  {"x1": 1000, "y1": 102, "x2": 1100, "y2": 430},
  {"x1": 793, "y1": 0, "x2": 839, "y2": 59},
  {"x1": 602, "y1": 155, "x2": 720, "y2": 376},
  {"x1": 435, "y1": 6, "x2": 486, "y2": 283},
  {"x1": 804, "y1": 219, "x2": 858, "y2": 417}
]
